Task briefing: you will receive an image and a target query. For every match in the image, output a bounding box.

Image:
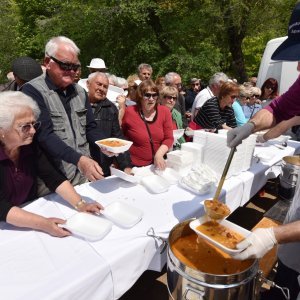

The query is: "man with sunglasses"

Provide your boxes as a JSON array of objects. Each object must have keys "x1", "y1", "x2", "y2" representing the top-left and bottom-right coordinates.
[{"x1": 22, "y1": 36, "x2": 107, "y2": 196}]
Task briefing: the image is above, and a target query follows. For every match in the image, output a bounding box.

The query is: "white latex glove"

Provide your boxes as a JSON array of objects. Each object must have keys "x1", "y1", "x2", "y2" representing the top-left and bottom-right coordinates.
[
  {"x1": 227, "y1": 122, "x2": 254, "y2": 148},
  {"x1": 232, "y1": 228, "x2": 277, "y2": 260}
]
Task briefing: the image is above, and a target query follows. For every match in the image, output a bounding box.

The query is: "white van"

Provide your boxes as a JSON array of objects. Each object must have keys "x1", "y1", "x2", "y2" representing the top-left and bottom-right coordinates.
[{"x1": 257, "y1": 36, "x2": 299, "y2": 94}]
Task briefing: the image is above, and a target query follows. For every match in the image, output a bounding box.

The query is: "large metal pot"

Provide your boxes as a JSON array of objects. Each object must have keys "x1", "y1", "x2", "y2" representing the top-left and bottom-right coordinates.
[
  {"x1": 167, "y1": 218, "x2": 260, "y2": 300},
  {"x1": 278, "y1": 156, "x2": 300, "y2": 201}
]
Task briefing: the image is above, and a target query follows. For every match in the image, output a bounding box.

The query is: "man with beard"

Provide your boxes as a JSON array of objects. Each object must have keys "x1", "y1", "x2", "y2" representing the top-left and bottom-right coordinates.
[{"x1": 87, "y1": 72, "x2": 132, "y2": 176}]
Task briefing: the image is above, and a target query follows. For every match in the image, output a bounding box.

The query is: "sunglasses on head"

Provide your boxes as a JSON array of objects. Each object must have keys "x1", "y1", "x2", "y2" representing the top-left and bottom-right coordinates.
[
  {"x1": 143, "y1": 92, "x2": 158, "y2": 99},
  {"x1": 48, "y1": 55, "x2": 81, "y2": 71},
  {"x1": 18, "y1": 121, "x2": 41, "y2": 134},
  {"x1": 164, "y1": 95, "x2": 177, "y2": 101}
]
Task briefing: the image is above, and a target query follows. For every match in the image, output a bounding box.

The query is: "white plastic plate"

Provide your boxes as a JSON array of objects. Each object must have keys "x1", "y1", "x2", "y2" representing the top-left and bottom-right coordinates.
[
  {"x1": 60, "y1": 212, "x2": 112, "y2": 242},
  {"x1": 140, "y1": 175, "x2": 170, "y2": 193},
  {"x1": 110, "y1": 166, "x2": 140, "y2": 183},
  {"x1": 173, "y1": 129, "x2": 185, "y2": 140},
  {"x1": 102, "y1": 201, "x2": 143, "y2": 228},
  {"x1": 189, "y1": 215, "x2": 250, "y2": 255},
  {"x1": 154, "y1": 167, "x2": 181, "y2": 184},
  {"x1": 95, "y1": 138, "x2": 133, "y2": 154}
]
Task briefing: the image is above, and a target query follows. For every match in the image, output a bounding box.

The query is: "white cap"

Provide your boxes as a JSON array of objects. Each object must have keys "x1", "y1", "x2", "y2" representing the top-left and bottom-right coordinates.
[{"x1": 87, "y1": 58, "x2": 107, "y2": 70}]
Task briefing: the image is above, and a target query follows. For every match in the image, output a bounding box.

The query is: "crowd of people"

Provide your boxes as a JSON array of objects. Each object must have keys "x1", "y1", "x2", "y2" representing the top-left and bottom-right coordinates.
[
  {"x1": 2, "y1": 2, "x2": 300, "y2": 297},
  {"x1": 0, "y1": 34, "x2": 283, "y2": 238}
]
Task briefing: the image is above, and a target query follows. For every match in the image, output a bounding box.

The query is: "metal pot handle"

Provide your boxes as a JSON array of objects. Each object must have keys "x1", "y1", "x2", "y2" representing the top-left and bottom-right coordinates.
[
  {"x1": 258, "y1": 270, "x2": 290, "y2": 300},
  {"x1": 183, "y1": 284, "x2": 205, "y2": 299},
  {"x1": 146, "y1": 227, "x2": 167, "y2": 254}
]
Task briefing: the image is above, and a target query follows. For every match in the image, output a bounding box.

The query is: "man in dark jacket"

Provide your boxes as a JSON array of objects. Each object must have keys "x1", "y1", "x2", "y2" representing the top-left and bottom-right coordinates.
[{"x1": 87, "y1": 72, "x2": 132, "y2": 176}]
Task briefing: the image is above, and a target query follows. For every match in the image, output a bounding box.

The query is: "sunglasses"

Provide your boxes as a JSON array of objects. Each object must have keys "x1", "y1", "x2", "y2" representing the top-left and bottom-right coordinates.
[
  {"x1": 240, "y1": 95, "x2": 250, "y2": 100},
  {"x1": 164, "y1": 95, "x2": 177, "y2": 101},
  {"x1": 143, "y1": 93, "x2": 158, "y2": 100},
  {"x1": 251, "y1": 94, "x2": 260, "y2": 98},
  {"x1": 49, "y1": 55, "x2": 81, "y2": 71},
  {"x1": 17, "y1": 121, "x2": 41, "y2": 134},
  {"x1": 230, "y1": 95, "x2": 238, "y2": 99},
  {"x1": 265, "y1": 85, "x2": 274, "y2": 90}
]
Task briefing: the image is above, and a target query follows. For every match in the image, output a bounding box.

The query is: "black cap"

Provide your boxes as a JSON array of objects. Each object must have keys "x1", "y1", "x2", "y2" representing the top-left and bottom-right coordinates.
[
  {"x1": 272, "y1": 3, "x2": 300, "y2": 61},
  {"x1": 12, "y1": 56, "x2": 43, "y2": 82}
]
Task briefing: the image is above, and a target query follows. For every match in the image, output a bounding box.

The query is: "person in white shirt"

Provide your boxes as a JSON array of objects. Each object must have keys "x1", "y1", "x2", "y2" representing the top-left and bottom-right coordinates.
[{"x1": 190, "y1": 72, "x2": 228, "y2": 121}]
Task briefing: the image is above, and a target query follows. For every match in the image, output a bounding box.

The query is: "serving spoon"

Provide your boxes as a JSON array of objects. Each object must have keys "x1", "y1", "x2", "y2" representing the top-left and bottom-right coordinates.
[{"x1": 204, "y1": 147, "x2": 236, "y2": 220}]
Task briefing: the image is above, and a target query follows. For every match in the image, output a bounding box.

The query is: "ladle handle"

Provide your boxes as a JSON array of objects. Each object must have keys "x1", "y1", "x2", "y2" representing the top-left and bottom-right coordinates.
[{"x1": 213, "y1": 146, "x2": 236, "y2": 201}]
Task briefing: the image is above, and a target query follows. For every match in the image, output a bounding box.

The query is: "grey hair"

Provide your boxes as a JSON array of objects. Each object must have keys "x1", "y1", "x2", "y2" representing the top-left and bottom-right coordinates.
[
  {"x1": 0, "y1": 91, "x2": 40, "y2": 130},
  {"x1": 115, "y1": 77, "x2": 128, "y2": 88},
  {"x1": 137, "y1": 63, "x2": 152, "y2": 73},
  {"x1": 106, "y1": 73, "x2": 118, "y2": 85},
  {"x1": 45, "y1": 36, "x2": 80, "y2": 57},
  {"x1": 164, "y1": 72, "x2": 180, "y2": 85},
  {"x1": 88, "y1": 71, "x2": 108, "y2": 81},
  {"x1": 239, "y1": 85, "x2": 252, "y2": 97},
  {"x1": 250, "y1": 86, "x2": 262, "y2": 96},
  {"x1": 209, "y1": 72, "x2": 229, "y2": 87}
]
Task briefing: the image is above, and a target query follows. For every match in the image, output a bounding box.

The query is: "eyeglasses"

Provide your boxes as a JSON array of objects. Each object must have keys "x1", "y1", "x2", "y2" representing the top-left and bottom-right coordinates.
[
  {"x1": 17, "y1": 121, "x2": 41, "y2": 134},
  {"x1": 191, "y1": 83, "x2": 200, "y2": 86},
  {"x1": 143, "y1": 93, "x2": 158, "y2": 100},
  {"x1": 164, "y1": 95, "x2": 177, "y2": 101},
  {"x1": 48, "y1": 55, "x2": 81, "y2": 71},
  {"x1": 240, "y1": 95, "x2": 250, "y2": 100},
  {"x1": 251, "y1": 94, "x2": 260, "y2": 98}
]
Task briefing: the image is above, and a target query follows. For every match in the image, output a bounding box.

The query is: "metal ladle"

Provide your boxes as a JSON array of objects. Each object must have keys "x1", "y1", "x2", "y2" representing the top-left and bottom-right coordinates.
[{"x1": 204, "y1": 147, "x2": 236, "y2": 220}]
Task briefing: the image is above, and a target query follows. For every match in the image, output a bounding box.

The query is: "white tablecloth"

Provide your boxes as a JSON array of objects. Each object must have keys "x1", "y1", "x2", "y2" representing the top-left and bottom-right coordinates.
[{"x1": 2, "y1": 141, "x2": 300, "y2": 300}]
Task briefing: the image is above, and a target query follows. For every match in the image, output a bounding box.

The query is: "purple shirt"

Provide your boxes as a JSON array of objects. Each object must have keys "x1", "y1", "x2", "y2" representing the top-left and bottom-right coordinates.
[
  {"x1": 265, "y1": 75, "x2": 300, "y2": 123},
  {"x1": 0, "y1": 145, "x2": 34, "y2": 206}
]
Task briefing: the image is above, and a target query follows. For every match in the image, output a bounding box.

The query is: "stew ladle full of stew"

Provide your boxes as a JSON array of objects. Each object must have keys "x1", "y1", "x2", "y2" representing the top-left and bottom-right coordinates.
[{"x1": 204, "y1": 147, "x2": 236, "y2": 220}]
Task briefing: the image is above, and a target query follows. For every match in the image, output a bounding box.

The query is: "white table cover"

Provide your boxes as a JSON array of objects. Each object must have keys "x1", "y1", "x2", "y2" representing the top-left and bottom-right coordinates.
[{"x1": 1, "y1": 141, "x2": 300, "y2": 300}]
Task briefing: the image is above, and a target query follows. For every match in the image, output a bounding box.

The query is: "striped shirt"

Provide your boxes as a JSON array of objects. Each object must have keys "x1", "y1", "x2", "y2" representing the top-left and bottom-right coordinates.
[{"x1": 194, "y1": 97, "x2": 237, "y2": 129}]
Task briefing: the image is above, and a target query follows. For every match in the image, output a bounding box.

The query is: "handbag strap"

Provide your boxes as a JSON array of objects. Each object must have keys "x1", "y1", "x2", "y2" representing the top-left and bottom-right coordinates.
[{"x1": 140, "y1": 111, "x2": 155, "y2": 162}]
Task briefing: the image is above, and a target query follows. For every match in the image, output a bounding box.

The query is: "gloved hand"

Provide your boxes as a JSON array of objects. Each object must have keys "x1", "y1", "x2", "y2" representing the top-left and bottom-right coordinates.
[
  {"x1": 231, "y1": 228, "x2": 277, "y2": 260},
  {"x1": 227, "y1": 122, "x2": 255, "y2": 148},
  {"x1": 256, "y1": 134, "x2": 267, "y2": 144}
]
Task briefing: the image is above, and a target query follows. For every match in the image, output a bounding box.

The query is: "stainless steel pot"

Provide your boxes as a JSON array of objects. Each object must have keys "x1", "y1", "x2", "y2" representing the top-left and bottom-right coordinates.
[
  {"x1": 167, "y1": 219, "x2": 274, "y2": 300},
  {"x1": 279, "y1": 156, "x2": 300, "y2": 201}
]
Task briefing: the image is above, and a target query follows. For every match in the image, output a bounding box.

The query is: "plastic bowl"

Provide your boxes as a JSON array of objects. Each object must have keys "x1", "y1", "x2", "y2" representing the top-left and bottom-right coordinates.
[{"x1": 95, "y1": 138, "x2": 133, "y2": 154}]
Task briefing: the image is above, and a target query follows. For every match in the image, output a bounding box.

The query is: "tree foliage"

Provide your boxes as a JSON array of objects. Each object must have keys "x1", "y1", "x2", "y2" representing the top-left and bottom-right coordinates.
[{"x1": 0, "y1": 0, "x2": 297, "y2": 84}]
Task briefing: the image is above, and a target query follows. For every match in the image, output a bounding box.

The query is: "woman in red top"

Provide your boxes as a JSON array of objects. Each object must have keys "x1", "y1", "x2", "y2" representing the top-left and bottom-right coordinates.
[{"x1": 122, "y1": 80, "x2": 173, "y2": 169}]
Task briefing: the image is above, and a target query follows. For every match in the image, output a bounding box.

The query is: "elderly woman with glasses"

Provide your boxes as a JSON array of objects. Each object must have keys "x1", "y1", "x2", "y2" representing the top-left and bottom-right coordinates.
[
  {"x1": 232, "y1": 85, "x2": 251, "y2": 126},
  {"x1": 194, "y1": 81, "x2": 239, "y2": 130},
  {"x1": 243, "y1": 87, "x2": 262, "y2": 119},
  {"x1": 122, "y1": 80, "x2": 173, "y2": 169},
  {"x1": 159, "y1": 86, "x2": 185, "y2": 147},
  {"x1": 0, "y1": 91, "x2": 103, "y2": 237}
]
